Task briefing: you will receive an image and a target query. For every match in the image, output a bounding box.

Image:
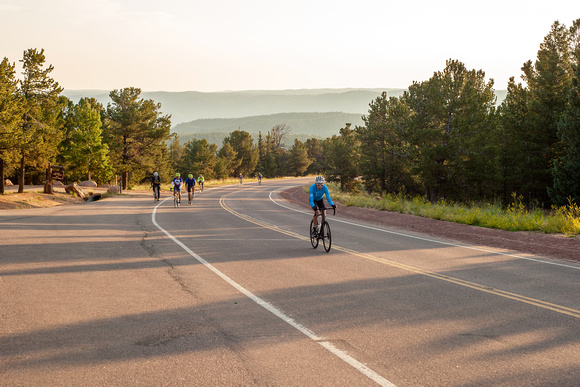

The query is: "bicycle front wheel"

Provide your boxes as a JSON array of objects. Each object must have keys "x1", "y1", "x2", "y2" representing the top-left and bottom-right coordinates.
[
  {"x1": 322, "y1": 221, "x2": 332, "y2": 252},
  {"x1": 309, "y1": 219, "x2": 319, "y2": 249}
]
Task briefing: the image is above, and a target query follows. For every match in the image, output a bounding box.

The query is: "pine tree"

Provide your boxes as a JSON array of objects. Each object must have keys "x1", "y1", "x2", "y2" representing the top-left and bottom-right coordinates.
[
  {"x1": 222, "y1": 130, "x2": 258, "y2": 177},
  {"x1": 550, "y1": 22, "x2": 580, "y2": 205},
  {"x1": 0, "y1": 57, "x2": 22, "y2": 194},
  {"x1": 60, "y1": 98, "x2": 113, "y2": 183},
  {"x1": 324, "y1": 124, "x2": 360, "y2": 192},
  {"x1": 104, "y1": 87, "x2": 172, "y2": 189},
  {"x1": 181, "y1": 138, "x2": 217, "y2": 178},
  {"x1": 288, "y1": 139, "x2": 311, "y2": 176},
  {"x1": 16, "y1": 48, "x2": 64, "y2": 193},
  {"x1": 519, "y1": 21, "x2": 574, "y2": 206},
  {"x1": 405, "y1": 60, "x2": 496, "y2": 202}
]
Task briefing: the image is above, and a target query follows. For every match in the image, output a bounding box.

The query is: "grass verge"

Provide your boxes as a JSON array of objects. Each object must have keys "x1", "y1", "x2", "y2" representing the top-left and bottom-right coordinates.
[{"x1": 324, "y1": 184, "x2": 580, "y2": 236}]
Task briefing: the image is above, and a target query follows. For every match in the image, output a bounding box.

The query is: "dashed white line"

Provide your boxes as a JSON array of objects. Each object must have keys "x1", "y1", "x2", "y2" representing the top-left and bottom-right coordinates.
[{"x1": 152, "y1": 198, "x2": 396, "y2": 387}]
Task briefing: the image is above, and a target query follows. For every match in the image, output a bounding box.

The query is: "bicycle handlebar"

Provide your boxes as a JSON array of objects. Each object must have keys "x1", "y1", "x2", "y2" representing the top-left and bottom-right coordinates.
[{"x1": 317, "y1": 206, "x2": 336, "y2": 216}]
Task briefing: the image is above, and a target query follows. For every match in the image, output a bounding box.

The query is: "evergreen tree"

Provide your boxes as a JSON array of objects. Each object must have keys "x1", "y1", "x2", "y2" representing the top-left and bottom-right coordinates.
[
  {"x1": 59, "y1": 98, "x2": 113, "y2": 183},
  {"x1": 215, "y1": 142, "x2": 239, "y2": 179},
  {"x1": 550, "y1": 26, "x2": 580, "y2": 205},
  {"x1": 358, "y1": 92, "x2": 417, "y2": 195},
  {"x1": 261, "y1": 152, "x2": 278, "y2": 178},
  {"x1": 305, "y1": 137, "x2": 324, "y2": 175},
  {"x1": 288, "y1": 139, "x2": 311, "y2": 176},
  {"x1": 180, "y1": 138, "x2": 218, "y2": 179},
  {"x1": 0, "y1": 57, "x2": 22, "y2": 194},
  {"x1": 496, "y1": 77, "x2": 531, "y2": 204},
  {"x1": 405, "y1": 60, "x2": 496, "y2": 202},
  {"x1": 324, "y1": 124, "x2": 360, "y2": 192},
  {"x1": 222, "y1": 129, "x2": 258, "y2": 177},
  {"x1": 167, "y1": 136, "x2": 184, "y2": 177},
  {"x1": 256, "y1": 131, "x2": 267, "y2": 173},
  {"x1": 104, "y1": 87, "x2": 172, "y2": 189},
  {"x1": 16, "y1": 48, "x2": 65, "y2": 193},
  {"x1": 519, "y1": 21, "x2": 574, "y2": 206}
]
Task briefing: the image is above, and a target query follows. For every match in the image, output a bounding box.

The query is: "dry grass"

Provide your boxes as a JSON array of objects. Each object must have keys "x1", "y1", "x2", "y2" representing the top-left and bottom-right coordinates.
[{"x1": 0, "y1": 192, "x2": 85, "y2": 210}]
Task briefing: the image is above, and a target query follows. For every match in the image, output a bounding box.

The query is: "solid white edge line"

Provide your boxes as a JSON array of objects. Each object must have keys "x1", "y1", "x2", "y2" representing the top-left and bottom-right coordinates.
[
  {"x1": 152, "y1": 197, "x2": 396, "y2": 387},
  {"x1": 268, "y1": 187, "x2": 580, "y2": 270}
]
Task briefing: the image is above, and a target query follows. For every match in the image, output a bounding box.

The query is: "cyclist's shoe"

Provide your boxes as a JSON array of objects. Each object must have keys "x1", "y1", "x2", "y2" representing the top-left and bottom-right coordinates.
[{"x1": 311, "y1": 228, "x2": 318, "y2": 238}]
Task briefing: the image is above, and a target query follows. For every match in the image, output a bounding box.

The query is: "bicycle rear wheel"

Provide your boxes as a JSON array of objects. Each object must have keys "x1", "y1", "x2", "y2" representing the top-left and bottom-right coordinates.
[
  {"x1": 309, "y1": 219, "x2": 319, "y2": 249},
  {"x1": 321, "y1": 221, "x2": 332, "y2": 252}
]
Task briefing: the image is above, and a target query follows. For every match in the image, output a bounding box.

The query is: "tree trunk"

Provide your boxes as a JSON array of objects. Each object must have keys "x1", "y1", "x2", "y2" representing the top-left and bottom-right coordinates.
[
  {"x1": 0, "y1": 158, "x2": 4, "y2": 195},
  {"x1": 44, "y1": 163, "x2": 53, "y2": 194},
  {"x1": 18, "y1": 154, "x2": 25, "y2": 193}
]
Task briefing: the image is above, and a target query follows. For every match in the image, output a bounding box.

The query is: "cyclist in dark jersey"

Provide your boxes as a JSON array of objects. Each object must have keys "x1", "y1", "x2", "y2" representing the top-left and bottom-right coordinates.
[
  {"x1": 151, "y1": 172, "x2": 161, "y2": 201},
  {"x1": 185, "y1": 174, "x2": 196, "y2": 204}
]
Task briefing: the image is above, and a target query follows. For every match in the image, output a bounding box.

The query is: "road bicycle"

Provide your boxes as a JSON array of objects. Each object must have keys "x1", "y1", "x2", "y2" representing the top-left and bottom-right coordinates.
[
  {"x1": 310, "y1": 206, "x2": 335, "y2": 252},
  {"x1": 152, "y1": 185, "x2": 160, "y2": 202},
  {"x1": 173, "y1": 189, "x2": 181, "y2": 207},
  {"x1": 188, "y1": 189, "x2": 195, "y2": 205}
]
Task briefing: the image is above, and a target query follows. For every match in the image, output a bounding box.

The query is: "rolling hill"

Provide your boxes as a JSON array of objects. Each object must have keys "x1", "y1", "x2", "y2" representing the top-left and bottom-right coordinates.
[
  {"x1": 62, "y1": 88, "x2": 404, "y2": 125},
  {"x1": 62, "y1": 88, "x2": 507, "y2": 145}
]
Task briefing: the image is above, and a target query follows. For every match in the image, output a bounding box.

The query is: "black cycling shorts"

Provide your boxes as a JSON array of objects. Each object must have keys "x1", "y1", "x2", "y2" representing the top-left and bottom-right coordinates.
[{"x1": 313, "y1": 199, "x2": 325, "y2": 211}]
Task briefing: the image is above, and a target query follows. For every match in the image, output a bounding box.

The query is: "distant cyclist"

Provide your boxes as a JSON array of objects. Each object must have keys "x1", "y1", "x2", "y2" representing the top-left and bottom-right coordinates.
[
  {"x1": 197, "y1": 174, "x2": 204, "y2": 192},
  {"x1": 309, "y1": 175, "x2": 335, "y2": 237},
  {"x1": 239, "y1": 173, "x2": 243, "y2": 185},
  {"x1": 151, "y1": 172, "x2": 161, "y2": 201},
  {"x1": 185, "y1": 174, "x2": 196, "y2": 204},
  {"x1": 257, "y1": 171, "x2": 262, "y2": 185},
  {"x1": 170, "y1": 173, "x2": 183, "y2": 203}
]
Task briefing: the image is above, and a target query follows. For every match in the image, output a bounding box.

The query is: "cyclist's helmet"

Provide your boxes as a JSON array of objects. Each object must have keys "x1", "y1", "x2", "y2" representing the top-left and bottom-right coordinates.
[
  {"x1": 188, "y1": 174, "x2": 193, "y2": 178},
  {"x1": 315, "y1": 175, "x2": 325, "y2": 184},
  {"x1": 153, "y1": 172, "x2": 158, "y2": 177},
  {"x1": 176, "y1": 173, "x2": 180, "y2": 177}
]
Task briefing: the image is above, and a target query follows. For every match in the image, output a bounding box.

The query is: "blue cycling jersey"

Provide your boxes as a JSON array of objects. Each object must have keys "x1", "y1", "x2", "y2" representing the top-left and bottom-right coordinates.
[
  {"x1": 309, "y1": 183, "x2": 334, "y2": 208},
  {"x1": 185, "y1": 177, "x2": 196, "y2": 187},
  {"x1": 171, "y1": 177, "x2": 183, "y2": 190}
]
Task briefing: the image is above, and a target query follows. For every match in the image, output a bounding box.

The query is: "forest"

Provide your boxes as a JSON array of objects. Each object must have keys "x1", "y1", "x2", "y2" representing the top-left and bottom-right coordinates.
[{"x1": 1, "y1": 19, "x2": 579, "y2": 208}]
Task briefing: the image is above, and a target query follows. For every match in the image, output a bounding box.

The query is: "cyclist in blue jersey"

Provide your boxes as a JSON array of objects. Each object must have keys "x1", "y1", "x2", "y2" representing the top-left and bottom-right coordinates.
[
  {"x1": 170, "y1": 173, "x2": 183, "y2": 203},
  {"x1": 309, "y1": 175, "x2": 336, "y2": 237},
  {"x1": 185, "y1": 174, "x2": 196, "y2": 204}
]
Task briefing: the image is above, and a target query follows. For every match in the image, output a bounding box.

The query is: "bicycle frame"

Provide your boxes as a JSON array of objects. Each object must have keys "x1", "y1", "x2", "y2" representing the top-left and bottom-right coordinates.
[{"x1": 310, "y1": 206, "x2": 335, "y2": 252}]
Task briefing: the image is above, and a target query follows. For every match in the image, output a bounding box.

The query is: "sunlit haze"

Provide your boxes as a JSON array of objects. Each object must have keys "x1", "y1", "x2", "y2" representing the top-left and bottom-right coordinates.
[{"x1": 1, "y1": 0, "x2": 579, "y2": 92}]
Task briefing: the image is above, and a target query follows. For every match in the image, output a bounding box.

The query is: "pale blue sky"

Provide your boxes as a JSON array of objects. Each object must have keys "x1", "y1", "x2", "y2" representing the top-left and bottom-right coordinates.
[{"x1": 1, "y1": 0, "x2": 579, "y2": 92}]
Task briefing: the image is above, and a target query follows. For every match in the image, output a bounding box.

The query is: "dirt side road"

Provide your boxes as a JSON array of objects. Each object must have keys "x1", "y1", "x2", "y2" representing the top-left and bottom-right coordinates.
[{"x1": 280, "y1": 186, "x2": 580, "y2": 263}]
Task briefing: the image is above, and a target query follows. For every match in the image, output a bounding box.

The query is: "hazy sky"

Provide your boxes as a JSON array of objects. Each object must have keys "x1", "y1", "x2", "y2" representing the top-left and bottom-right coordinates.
[{"x1": 1, "y1": 0, "x2": 579, "y2": 92}]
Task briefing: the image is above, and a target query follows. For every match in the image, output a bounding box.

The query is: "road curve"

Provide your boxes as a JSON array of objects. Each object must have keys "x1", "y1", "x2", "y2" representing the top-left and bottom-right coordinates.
[{"x1": 1, "y1": 177, "x2": 579, "y2": 386}]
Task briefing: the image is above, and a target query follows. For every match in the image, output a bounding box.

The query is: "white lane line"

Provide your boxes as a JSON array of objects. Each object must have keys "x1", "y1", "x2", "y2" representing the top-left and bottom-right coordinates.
[
  {"x1": 152, "y1": 199, "x2": 395, "y2": 387},
  {"x1": 268, "y1": 188, "x2": 580, "y2": 270}
]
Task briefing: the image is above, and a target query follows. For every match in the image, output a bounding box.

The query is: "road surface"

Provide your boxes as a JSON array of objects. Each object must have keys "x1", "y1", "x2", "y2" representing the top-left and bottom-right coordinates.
[{"x1": 1, "y1": 177, "x2": 579, "y2": 386}]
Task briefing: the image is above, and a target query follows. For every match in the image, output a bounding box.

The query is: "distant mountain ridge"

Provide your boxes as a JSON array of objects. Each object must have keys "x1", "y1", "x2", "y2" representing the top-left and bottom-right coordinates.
[
  {"x1": 173, "y1": 111, "x2": 364, "y2": 141},
  {"x1": 62, "y1": 88, "x2": 508, "y2": 145},
  {"x1": 63, "y1": 88, "x2": 507, "y2": 127},
  {"x1": 62, "y1": 88, "x2": 405, "y2": 125}
]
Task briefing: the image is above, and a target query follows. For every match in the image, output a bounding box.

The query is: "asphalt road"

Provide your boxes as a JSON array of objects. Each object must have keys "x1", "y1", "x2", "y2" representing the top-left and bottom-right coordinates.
[{"x1": 1, "y1": 177, "x2": 579, "y2": 386}]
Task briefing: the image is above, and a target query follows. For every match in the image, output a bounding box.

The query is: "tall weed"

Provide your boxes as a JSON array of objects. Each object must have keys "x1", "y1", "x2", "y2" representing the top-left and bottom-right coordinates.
[{"x1": 323, "y1": 184, "x2": 579, "y2": 235}]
